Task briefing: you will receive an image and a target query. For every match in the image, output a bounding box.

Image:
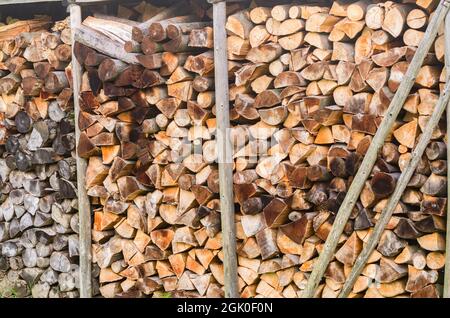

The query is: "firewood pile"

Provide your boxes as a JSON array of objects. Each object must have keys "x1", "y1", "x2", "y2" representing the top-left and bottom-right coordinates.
[
  {"x1": 1, "y1": 0, "x2": 448, "y2": 299},
  {"x1": 0, "y1": 16, "x2": 79, "y2": 298},
  {"x1": 75, "y1": 0, "x2": 448, "y2": 299},
  {"x1": 74, "y1": 0, "x2": 225, "y2": 298},
  {"x1": 227, "y1": 0, "x2": 447, "y2": 298}
]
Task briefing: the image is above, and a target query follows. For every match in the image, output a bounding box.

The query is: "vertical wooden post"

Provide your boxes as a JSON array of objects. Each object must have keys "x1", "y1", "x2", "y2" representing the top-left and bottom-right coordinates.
[
  {"x1": 302, "y1": 0, "x2": 450, "y2": 298},
  {"x1": 210, "y1": 0, "x2": 239, "y2": 298},
  {"x1": 443, "y1": 8, "x2": 450, "y2": 299},
  {"x1": 70, "y1": 2, "x2": 92, "y2": 298}
]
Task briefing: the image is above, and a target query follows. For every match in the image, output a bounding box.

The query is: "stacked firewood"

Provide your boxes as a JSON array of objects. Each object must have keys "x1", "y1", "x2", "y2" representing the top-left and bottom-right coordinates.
[
  {"x1": 226, "y1": 0, "x2": 446, "y2": 298},
  {"x1": 0, "y1": 17, "x2": 79, "y2": 298},
  {"x1": 74, "y1": 0, "x2": 228, "y2": 298}
]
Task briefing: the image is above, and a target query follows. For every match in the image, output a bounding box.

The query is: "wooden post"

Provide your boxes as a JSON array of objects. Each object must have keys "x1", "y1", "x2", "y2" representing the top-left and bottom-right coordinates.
[
  {"x1": 70, "y1": 2, "x2": 92, "y2": 298},
  {"x1": 210, "y1": 0, "x2": 239, "y2": 298},
  {"x1": 443, "y1": 8, "x2": 450, "y2": 299},
  {"x1": 301, "y1": 0, "x2": 450, "y2": 298},
  {"x1": 339, "y1": 67, "x2": 450, "y2": 299}
]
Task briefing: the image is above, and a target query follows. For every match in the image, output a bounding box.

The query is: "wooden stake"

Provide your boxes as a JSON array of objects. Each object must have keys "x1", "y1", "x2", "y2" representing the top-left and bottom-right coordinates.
[
  {"x1": 70, "y1": 3, "x2": 92, "y2": 298},
  {"x1": 301, "y1": 0, "x2": 450, "y2": 298},
  {"x1": 339, "y1": 58, "x2": 450, "y2": 299},
  {"x1": 443, "y1": 8, "x2": 450, "y2": 299},
  {"x1": 211, "y1": 0, "x2": 239, "y2": 298}
]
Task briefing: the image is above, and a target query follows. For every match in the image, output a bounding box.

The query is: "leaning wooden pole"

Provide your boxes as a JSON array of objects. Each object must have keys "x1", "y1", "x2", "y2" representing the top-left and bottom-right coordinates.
[
  {"x1": 301, "y1": 0, "x2": 450, "y2": 298},
  {"x1": 70, "y1": 3, "x2": 92, "y2": 298},
  {"x1": 443, "y1": 8, "x2": 450, "y2": 299},
  {"x1": 210, "y1": 0, "x2": 239, "y2": 298},
  {"x1": 339, "y1": 68, "x2": 450, "y2": 299}
]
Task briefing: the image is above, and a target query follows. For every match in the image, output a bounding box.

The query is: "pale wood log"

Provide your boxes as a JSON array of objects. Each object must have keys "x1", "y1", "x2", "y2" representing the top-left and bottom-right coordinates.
[
  {"x1": 271, "y1": 5, "x2": 291, "y2": 22},
  {"x1": 365, "y1": 4, "x2": 384, "y2": 30},
  {"x1": 250, "y1": 7, "x2": 271, "y2": 24},
  {"x1": 347, "y1": 1, "x2": 370, "y2": 22},
  {"x1": 74, "y1": 25, "x2": 138, "y2": 64},
  {"x1": 226, "y1": 10, "x2": 253, "y2": 40},
  {"x1": 382, "y1": 3, "x2": 412, "y2": 37},
  {"x1": 330, "y1": 1, "x2": 350, "y2": 17},
  {"x1": 131, "y1": 2, "x2": 188, "y2": 42},
  {"x1": 407, "y1": 9, "x2": 428, "y2": 29}
]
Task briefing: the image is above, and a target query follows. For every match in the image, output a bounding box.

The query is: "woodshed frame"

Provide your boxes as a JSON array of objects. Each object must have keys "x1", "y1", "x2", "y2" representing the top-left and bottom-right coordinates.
[{"x1": 1, "y1": 0, "x2": 450, "y2": 299}]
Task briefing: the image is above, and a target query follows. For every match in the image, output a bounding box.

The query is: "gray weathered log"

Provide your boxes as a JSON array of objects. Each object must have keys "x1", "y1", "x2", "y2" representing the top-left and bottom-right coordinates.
[{"x1": 49, "y1": 251, "x2": 71, "y2": 273}]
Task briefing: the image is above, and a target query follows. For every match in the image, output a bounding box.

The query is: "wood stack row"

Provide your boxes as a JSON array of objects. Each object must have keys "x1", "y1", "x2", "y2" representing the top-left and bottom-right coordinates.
[
  {"x1": 74, "y1": 0, "x2": 229, "y2": 298},
  {"x1": 0, "y1": 17, "x2": 80, "y2": 298},
  {"x1": 225, "y1": 0, "x2": 447, "y2": 298}
]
